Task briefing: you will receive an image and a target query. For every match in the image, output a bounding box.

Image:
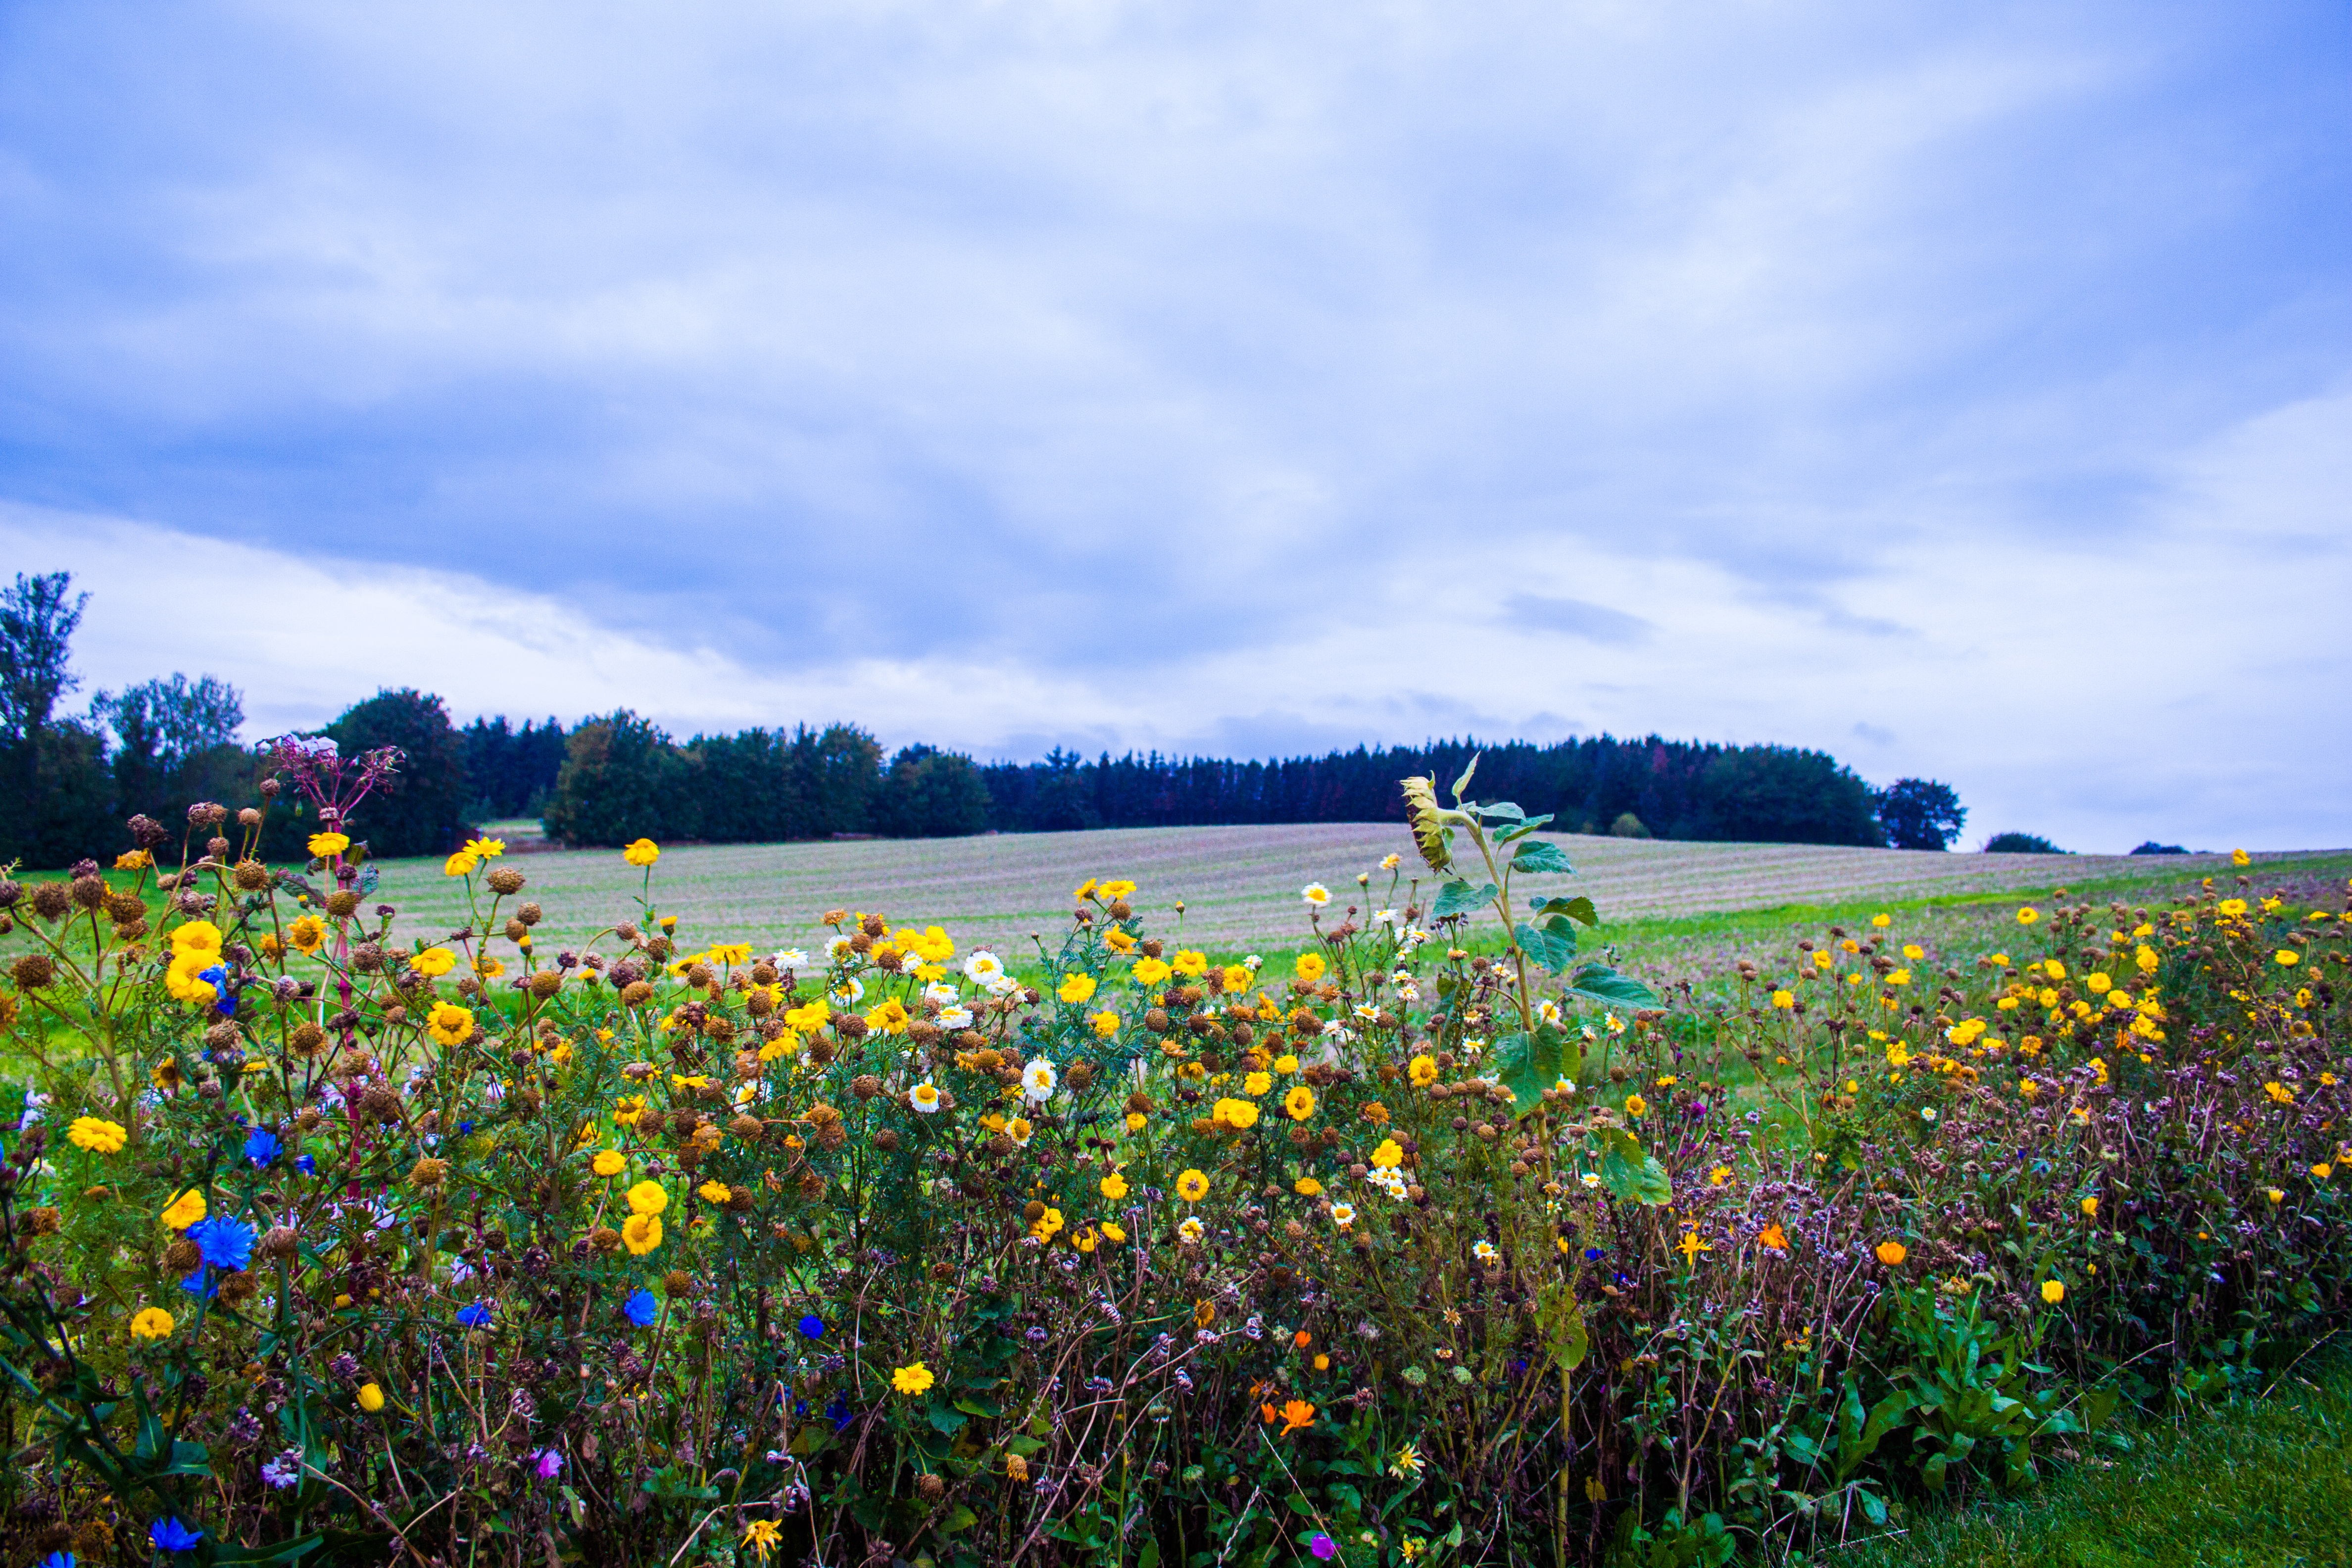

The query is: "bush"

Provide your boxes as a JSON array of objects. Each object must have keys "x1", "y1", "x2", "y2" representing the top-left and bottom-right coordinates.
[
  {"x1": 1985, "y1": 832, "x2": 2065, "y2": 854},
  {"x1": 0, "y1": 767, "x2": 2343, "y2": 1567},
  {"x1": 2132, "y1": 841, "x2": 2189, "y2": 856},
  {"x1": 1875, "y1": 778, "x2": 1966, "y2": 851}
]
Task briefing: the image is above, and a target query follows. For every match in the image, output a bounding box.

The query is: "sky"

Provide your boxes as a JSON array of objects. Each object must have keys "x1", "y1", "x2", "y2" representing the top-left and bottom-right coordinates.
[{"x1": 1, "y1": 0, "x2": 2346, "y2": 853}]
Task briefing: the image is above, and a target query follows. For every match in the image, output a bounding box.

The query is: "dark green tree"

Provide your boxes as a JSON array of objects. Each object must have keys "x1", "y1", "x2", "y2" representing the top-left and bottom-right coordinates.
[
  {"x1": 324, "y1": 689, "x2": 472, "y2": 858},
  {"x1": 544, "y1": 711, "x2": 698, "y2": 847},
  {"x1": 877, "y1": 745, "x2": 993, "y2": 837},
  {"x1": 1688, "y1": 746, "x2": 1885, "y2": 847},
  {"x1": 1875, "y1": 777, "x2": 1966, "y2": 851},
  {"x1": 0, "y1": 572, "x2": 114, "y2": 868}
]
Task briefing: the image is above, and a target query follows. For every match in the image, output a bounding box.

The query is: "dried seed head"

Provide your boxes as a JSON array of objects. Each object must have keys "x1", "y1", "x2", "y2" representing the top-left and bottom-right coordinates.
[
  {"x1": 621, "y1": 981, "x2": 656, "y2": 1006},
  {"x1": 916, "y1": 1474, "x2": 945, "y2": 1501},
  {"x1": 30, "y1": 882, "x2": 71, "y2": 921},
  {"x1": 861, "y1": 913, "x2": 887, "y2": 938},
  {"x1": 486, "y1": 867, "x2": 524, "y2": 895},
  {"x1": 685, "y1": 963, "x2": 714, "y2": 988},
  {"x1": 11, "y1": 953, "x2": 56, "y2": 989},
  {"x1": 517, "y1": 900, "x2": 543, "y2": 926},
  {"x1": 164, "y1": 1237, "x2": 203, "y2": 1274},
  {"x1": 233, "y1": 859, "x2": 270, "y2": 891},
  {"x1": 873, "y1": 1128, "x2": 901, "y2": 1151},
  {"x1": 204, "y1": 1021, "x2": 241, "y2": 1052},
  {"x1": 207, "y1": 836, "x2": 232, "y2": 859},
  {"x1": 70, "y1": 875, "x2": 107, "y2": 910},
  {"x1": 408, "y1": 1158, "x2": 448, "y2": 1186},
  {"x1": 291, "y1": 1022, "x2": 327, "y2": 1057},
  {"x1": 257, "y1": 1225, "x2": 299, "y2": 1261},
  {"x1": 529, "y1": 971, "x2": 561, "y2": 999}
]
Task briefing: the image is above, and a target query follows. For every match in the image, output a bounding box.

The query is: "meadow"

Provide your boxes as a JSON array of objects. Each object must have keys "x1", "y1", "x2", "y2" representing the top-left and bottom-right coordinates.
[{"x1": 0, "y1": 784, "x2": 2346, "y2": 1568}]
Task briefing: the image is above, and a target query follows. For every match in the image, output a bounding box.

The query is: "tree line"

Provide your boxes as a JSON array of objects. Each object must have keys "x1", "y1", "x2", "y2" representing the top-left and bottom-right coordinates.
[{"x1": 0, "y1": 571, "x2": 1966, "y2": 868}]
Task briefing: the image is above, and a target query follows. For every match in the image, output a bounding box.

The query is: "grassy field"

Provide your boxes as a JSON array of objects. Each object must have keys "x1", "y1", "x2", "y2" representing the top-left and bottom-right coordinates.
[
  {"x1": 1827, "y1": 1342, "x2": 2352, "y2": 1568},
  {"x1": 361, "y1": 824, "x2": 2352, "y2": 969}
]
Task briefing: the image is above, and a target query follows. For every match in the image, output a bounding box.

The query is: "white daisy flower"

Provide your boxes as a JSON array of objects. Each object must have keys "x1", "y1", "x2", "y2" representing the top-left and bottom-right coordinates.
[
  {"x1": 910, "y1": 1083, "x2": 942, "y2": 1114},
  {"x1": 832, "y1": 978, "x2": 865, "y2": 1004},
  {"x1": 922, "y1": 981, "x2": 959, "y2": 1007},
  {"x1": 1177, "y1": 1216, "x2": 1205, "y2": 1243},
  {"x1": 1301, "y1": 884, "x2": 1331, "y2": 908},
  {"x1": 1330, "y1": 1204, "x2": 1357, "y2": 1229},
  {"x1": 964, "y1": 951, "x2": 1005, "y2": 982},
  {"x1": 937, "y1": 1006, "x2": 974, "y2": 1030},
  {"x1": 775, "y1": 948, "x2": 808, "y2": 968},
  {"x1": 825, "y1": 936, "x2": 855, "y2": 964},
  {"x1": 1373, "y1": 908, "x2": 1399, "y2": 926},
  {"x1": 1244, "y1": 954, "x2": 1263, "y2": 971},
  {"x1": 1022, "y1": 1060, "x2": 1058, "y2": 1104}
]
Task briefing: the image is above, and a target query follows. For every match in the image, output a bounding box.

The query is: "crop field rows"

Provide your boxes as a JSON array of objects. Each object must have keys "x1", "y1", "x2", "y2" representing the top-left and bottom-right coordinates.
[{"x1": 368, "y1": 824, "x2": 2339, "y2": 962}]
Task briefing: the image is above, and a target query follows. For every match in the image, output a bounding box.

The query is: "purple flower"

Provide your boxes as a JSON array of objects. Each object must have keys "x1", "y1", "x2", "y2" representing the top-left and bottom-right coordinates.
[
  {"x1": 149, "y1": 1517, "x2": 203, "y2": 1553},
  {"x1": 532, "y1": 1449, "x2": 564, "y2": 1479},
  {"x1": 261, "y1": 1448, "x2": 304, "y2": 1489},
  {"x1": 1309, "y1": 1533, "x2": 1337, "y2": 1560}
]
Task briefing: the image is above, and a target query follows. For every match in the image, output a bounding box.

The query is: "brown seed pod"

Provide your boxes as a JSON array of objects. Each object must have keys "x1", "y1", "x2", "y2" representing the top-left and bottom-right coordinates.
[
  {"x1": 257, "y1": 1225, "x2": 299, "y2": 1261},
  {"x1": 730, "y1": 1113, "x2": 765, "y2": 1141},
  {"x1": 408, "y1": 1157, "x2": 448, "y2": 1186},
  {"x1": 517, "y1": 900, "x2": 543, "y2": 926},
  {"x1": 486, "y1": 867, "x2": 525, "y2": 895},
  {"x1": 326, "y1": 889, "x2": 360, "y2": 919},
  {"x1": 164, "y1": 1238, "x2": 203, "y2": 1274},
  {"x1": 204, "y1": 1021, "x2": 241, "y2": 1052},
  {"x1": 529, "y1": 971, "x2": 561, "y2": 998},
  {"x1": 71, "y1": 875, "x2": 107, "y2": 909},
  {"x1": 746, "y1": 988, "x2": 776, "y2": 1017},
  {"x1": 290, "y1": 1022, "x2": 327, "y2": 1056},
  {"x1": 589, "y1": 1226, "x2": 623, "y2": 1253},
  {"x1": 685, "y1": 963, "x2": 714, "y2": 988},
  {"x1": 505, "y1": 918, "x2": 530, "y2": 943},
  {"x1": 873, "y1": 1128, "x2": 901, "y2": 1152},
  {"x1": 837, "y1": 1014, "x2": 869, "y2": 1039},
  {"x1": 105, "y1": 891, "x2": 147, "y2": 922},
  {"x1": 11, "y1": 953, "x2": 57, "y2": 989},
  {"x1": 360, "y1": 1084, "x2": 405, "y2": 1123},
  {"x1": 30, "y1": 882, "x2": 71, "y2": 921},
  {"x1": 621, "y1": 980, "x2": 655, "y2": 1006},
  {"x1": 851, "y1": 1074, "x2": 883, "y2": 1100},
  {"x1": 217, "y1": 1270, "x2": 260, "y2": 1306},
  {"x1": 916, "y1": 1474, "x2": 945, "y2": 1501}
]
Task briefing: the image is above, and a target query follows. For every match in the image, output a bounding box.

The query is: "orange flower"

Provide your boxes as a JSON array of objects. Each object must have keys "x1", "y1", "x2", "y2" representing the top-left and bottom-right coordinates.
[
  {"x1": 1874, "y1": 1241, "x2": 1908, "y2": 1267},
  {"x1": 1293, "y1": 1329, "x2": 1313, "y2": 1349},
  {"x1": 1758, "y1": 1224, "x2": 1789, "y2": 1252},
  {"x1": 1261, "y1": 1398, "x2": 1316, "y2": 1436}
]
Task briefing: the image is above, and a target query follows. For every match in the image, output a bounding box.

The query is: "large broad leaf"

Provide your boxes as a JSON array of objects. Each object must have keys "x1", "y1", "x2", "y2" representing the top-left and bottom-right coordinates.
[
  {"x1": 1514, "y1": 918, "x2": 1579, "y2": 975},
  {"x1": 1476, "y1": 800, "x2": 1526, "y2": 822},
  {"x1": 1495, "y1": 1024, "x2": 1582, "y2": 1116},
  {"x1": 1594, "y1": 1127, "x2": 1672, "y2": 1206},
  {"x1": 1536, "y1": 1281, "x2": 1590, "y2": 1371},
  {"x1": 1511, "y1": 839, "x2": 1575, "y2": 875},
  {"x1": 1431, "y1": 880, "x2": 1497, "y2": 922},
  {"x1": 1567, "y1": 964, "x2": 1661, "y2": 1010},
  {"x1": 1530, "y1": 894, "x2": 1599, "y2": 927},
  {"x1": 1493, "y1": 815, "x2": 1555, "y2": 843}
]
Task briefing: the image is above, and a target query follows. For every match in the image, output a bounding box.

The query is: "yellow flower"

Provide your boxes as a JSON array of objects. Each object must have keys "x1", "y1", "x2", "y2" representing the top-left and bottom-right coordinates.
[
  {"x1": 1243, "y1": 1071, "x2": 1273, "y2": 1096},
  {"x1": 1407, "y1": 1054, "x2": 1438, "y2": 1087},
  {"x1": 170, "y1": 918, "x2": 222, "y2": 954},
  {"x1": 1769, "y1": 991, "x2": 1794, "y2": 1011},
  {"x1": 2265, "y1": 1187, "x2": 2285, "y2": 1205},
  {"x1": 68, "y1": 1116, "x2": 128, "y2": 1154},
  {"x1": 2275, "y1": 949, "x2": 2300, "y2": 967},
  {"x1": 2264, "y1": 1081, "x2": 2296, "y2": 1105},
  {"x1": 2081, "y1": 1195, "x2": 2099, "y2": 1217},
  {"x1": 283, "y1": 914, "x2": 326, "y2": 956},
  {"x1": 1295, "y1": 1176, "x2": 1324, "y2": 1197},
  {"x1": 465, "y1": 835, "x2": 506, "y2": 859},
  {"x1": 1131, "y1": 957, "x2": 1173, "y2": 986},
  {"x1": 1101, "y1": 1172, "x2": 1129, "y2": 1201},
  {"x1": 1057, "y1": 974, "x2": 1098, "y2": 1005},
  {"x1": 411, "y1": 946, "x2": 456, "y2": 978},
  {"x1": 425, "y1": 1001, "x2": 474, "y2": 1046},
  {"x1": 2218, "y1": 898, "x2": 2248, "y2": 918},
  {"x1": 1624, "y1": 1094, "x2": 1648, "y2": 1119},
  {"x1": 1089, "y1": 1010, "x2": 1122, "y2": 1038},
  {"x1": 590, "y1": 1148, "x2": 628, "y2": 1178},
  {"x1": 865, "y1": 999, "x2": 911, "y2": 1035},
  {"x1": 129, "y1": 1306, "x2": 175, "y2": 1340},
  {"x1": 1102, "y1": 879, "x2": 1136, "y2": 900},
  {"x1": 1213, "y1": 1097, "x2": 1261, "y2": 1130},
  {"x1": 892, "y1": 1361, "x2": 935, "y2": 1395},
  {"x1": 1104, "y1": 928, "x2": 1137, "y2": 954},
  {"x1": 308, "y1": 831, "x2": 351, "y2": 857},
  {"x1": 2232, "y1": 848, "x2": 2250, "y2": 867},
  {"x1": 159, "y1": 1188, "x2": 206, "y2": 1231},
  {"x1": 1176, "y1": 1169, "x2": 1210, "y2": 1203},
  {"x1": 2016, "y1": 906, "x2": 2039, "y2": 925},
  {"x1": 742, "y1": 1519, "x2": 783, "y2": 1563},
  {"x1": 627, "y1": 1181, "x2": 669, "y2": 1216},
  {"x1": 358, "y1": 1381, "x2": 386, "y2": 1412},
  {"x1": 2040, "y1": 1280, "x2": 2065, "y2": 1305},
  {"x1": 1101, "y1": 1221, "x2": 1127, "y2": 1244},
  {"x1": 622, "y1": 1213, "x2": 664, "y2": 1254},
  {"x1": 1125, "y1": 1112, "x2": 1146, "y2": 1132},
  {"x1": 1073, "y1": 879, "x2": 1098, "y2": 901},
  {"x1": 1284, "y1": 1085, "x2": 1316, "y2": 1121},
  {"x1": 2313, "y1": 1164, "x2": 2334, "y2": 1180},
  {"x1": 698, "y1": 1180, "x2": 732, "y2": 1204},
  {"x1": 624, "y1": 838, "x2": 661, "y2": 867},
  {"x1": 1007, "y1": 1117, "x2": 1033, "y2": 1144},
  {"x1": 1708, "y1": 1165, "x2": 1733, "y2": 1187},
  {"x1": 1221, "y1": 965, "x2": 1251, "y2": 994},
  {"x1": 115, "y1": 848, "x2": 153, "y2": 869},
  {"x1": 473, "y1": 956, "x2": 505, "y2": 979},
  {"x1": 1371, "y1": 1138, "x2": 1404, "y2": 1169},
  {"x1": 1173, "y1": 950, "x2": 1208, "y2": 977},
  {"x1": 443, "y1": 851, "x2": 478, "y2": 879},
  {"x1": 1030, "y1": 1206, "x2": 1064, "y2": 1241},
  {"x1": 1294, "y1": 952, "x2": 1326, "y2": 983}
]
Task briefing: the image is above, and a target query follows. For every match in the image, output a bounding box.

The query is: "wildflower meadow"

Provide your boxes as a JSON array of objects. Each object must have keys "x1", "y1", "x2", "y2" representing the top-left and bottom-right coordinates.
[{"x1": 0, "y1": 744, "x2": 2345, "y2": 1568}]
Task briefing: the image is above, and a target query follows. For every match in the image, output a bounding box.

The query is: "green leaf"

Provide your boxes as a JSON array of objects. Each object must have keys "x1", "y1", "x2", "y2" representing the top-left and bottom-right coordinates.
[
  {"x1": 1513, "y1": 918, "x2": 1578, "y2": 975},
  {"x1": 1431, "y1": 881, "x2": 1497, "y2": 922},
  {"x1": 207, "y1": 1533, "x2": 326, "y2": 1566},
  {"x1": 1567, "y1": 964, "x2": 1661, "y2": 1010},
  {"x1": 1496, "y1": 1025, "x2": 1581, "y2": 1116},
  {"x1": 1475, "y1": 800, "x2": 1525, "y2": 822},
  {"x1": 940, "y1": 1505, "x2": 980, "y2": 1534},
  {"x1": 1493, "y1": 815, "x2": 1555, "y2": 843},
  {"x1": 1595, "y1": 1127, "x2": 1672, "y2": 1206},
  {"x1": 1535, "y1": 1282, "x2": 1589, "y2": 1371},
  {"x1": 1138, "y1": 1543, "x2": 1162, "y2": 1568},
  {"x1": 1529, "y1": 894, "x2": 1598, "y2": 926},
  {"x1": 952, "y1": 1395, "x2": 1001, "y2": 1419},
  {"x1": 1510, "y1": 839, "x2": 1575, "y2": 875},
  {"x1": 926, "y1": 1404, "x2": 969, "y2": 1436},
  {"x1": 1451, "y1": 753, "x2": 1480, "y2": 803}
]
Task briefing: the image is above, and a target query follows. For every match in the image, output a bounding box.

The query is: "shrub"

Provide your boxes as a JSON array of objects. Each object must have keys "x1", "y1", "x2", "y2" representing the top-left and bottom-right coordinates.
[
  {"x1": 2132, "y1": 841, "x2": 2190, "y2": 856},
  {"x1": 1875, "y1": 778, "x2": 1966, "y2": 851},
  {"x1": 1985, "y1": 832, "x2": 2065, "y2": 854},
  {"x1": 0, "y1": 756, "x2": 2343, "y2": 1567}
]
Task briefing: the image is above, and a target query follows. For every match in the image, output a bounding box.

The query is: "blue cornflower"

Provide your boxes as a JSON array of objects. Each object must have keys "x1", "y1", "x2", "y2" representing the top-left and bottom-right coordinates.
[
  {"x1": 187, "y1": 1216, "x2": 257, "y2": 1272},
  {"x1": 180, "y1": 1272, "x2": 217, "y2": 1300},
  {"x1": 826, "y1": 1393, "x2": 853, "y2": 1433},
  {"x1": 150, "y1": 1517, "x2": 204, "y2": 1552},
  {"x1": 457, "y1": 1120, "x2": 475, "y2": 1135},
  {"x1": 295, "y1": 1153, "x2": 316, "y2": 1175},
  {"x1": 797, "y1": 1313, "x2": 825, "y2": 1340},
  {"x1": 456, "y1": 1302, "x2": 494, "y2": 1328},
  {"x1": 245, "y1": 1128, "x2": 281, "y2": 1168},
  {"x1": 624, "y1": 1289, "x2": 658, "y2": 1327},
  {"x1": 1583, "y1": 1247, "x2": 1605, "y2": 1262},
  {"x1": 38, "y1": 1551, "x2": 75, "y2": 1568}
]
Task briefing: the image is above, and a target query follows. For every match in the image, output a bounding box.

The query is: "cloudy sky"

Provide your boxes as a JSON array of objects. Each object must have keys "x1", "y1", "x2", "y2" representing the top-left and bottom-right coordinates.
[{"x1": 1, "y1": 0, "x2": 2345, "y2": 852}]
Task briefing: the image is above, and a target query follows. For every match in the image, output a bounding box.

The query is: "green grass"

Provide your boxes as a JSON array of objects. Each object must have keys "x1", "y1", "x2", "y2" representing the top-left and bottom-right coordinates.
[{"x1": 1824, "y1": 1345, "x2": 2352, "y2": 1568}]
